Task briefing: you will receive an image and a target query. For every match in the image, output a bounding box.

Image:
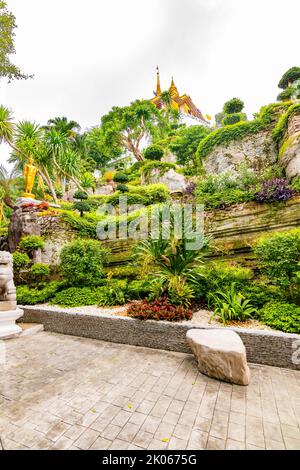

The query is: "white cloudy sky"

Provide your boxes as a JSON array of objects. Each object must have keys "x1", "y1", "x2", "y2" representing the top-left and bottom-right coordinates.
[{"x1": 1, "y1": 0, "x2": 300, "y2": 166}]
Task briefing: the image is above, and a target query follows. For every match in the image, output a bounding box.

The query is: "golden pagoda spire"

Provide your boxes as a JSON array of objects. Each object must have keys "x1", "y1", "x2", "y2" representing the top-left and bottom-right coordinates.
[
  {"x1": 169, "y1": 76, "x2": 179, "y2": 98},
  {"x1": 155, "y1": 66, "x2": 161, "y2": 96}
]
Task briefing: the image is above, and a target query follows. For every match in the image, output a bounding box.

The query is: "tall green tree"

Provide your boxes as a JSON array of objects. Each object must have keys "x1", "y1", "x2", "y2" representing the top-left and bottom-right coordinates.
[
  {"x1": 0, "y1": 1, "x2": 31, "y2": 81},
  {"x1": 101, "y1": 100, "x2": 161, "y2": 161}
]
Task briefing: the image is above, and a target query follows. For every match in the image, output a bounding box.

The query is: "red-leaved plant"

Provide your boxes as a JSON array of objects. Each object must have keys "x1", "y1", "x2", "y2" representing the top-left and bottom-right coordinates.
[{"x1": 127, "y1": 298, "x2": 193, "y2": 322}]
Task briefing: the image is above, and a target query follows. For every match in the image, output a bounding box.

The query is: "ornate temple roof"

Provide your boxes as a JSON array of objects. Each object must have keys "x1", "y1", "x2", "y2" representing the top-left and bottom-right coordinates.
[{"x1": 150, "y1": 67, "x2": 210, "y2": 125}]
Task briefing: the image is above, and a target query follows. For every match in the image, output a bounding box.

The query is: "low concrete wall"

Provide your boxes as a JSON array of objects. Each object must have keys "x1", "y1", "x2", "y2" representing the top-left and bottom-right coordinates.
[{"x1": 20, "y1": 307, "x2": 300, "y2": 371}]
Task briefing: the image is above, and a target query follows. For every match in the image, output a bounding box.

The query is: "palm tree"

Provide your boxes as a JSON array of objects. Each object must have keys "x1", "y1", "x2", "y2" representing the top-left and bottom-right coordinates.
[
  {"x1": 44, "y1": 117, "x2": 81, "y2": 139},
  {"x1": 12, "y1": 121, "x2": 59, "y2": 203},
  {"x1": 44, "y1": 129, "x2": 85, "y2": 192}
]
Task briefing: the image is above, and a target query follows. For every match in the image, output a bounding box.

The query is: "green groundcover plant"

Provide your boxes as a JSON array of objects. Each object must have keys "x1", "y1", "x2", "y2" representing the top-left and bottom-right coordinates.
[{"x1": 258, "y1": 301, "x2": 300, "y2": 333}]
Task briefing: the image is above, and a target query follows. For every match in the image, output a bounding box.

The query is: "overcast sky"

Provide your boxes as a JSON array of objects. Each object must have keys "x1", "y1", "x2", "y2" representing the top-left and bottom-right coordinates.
[{"x1": 1, "y1": 0, "x2": 300, "y2": 166}]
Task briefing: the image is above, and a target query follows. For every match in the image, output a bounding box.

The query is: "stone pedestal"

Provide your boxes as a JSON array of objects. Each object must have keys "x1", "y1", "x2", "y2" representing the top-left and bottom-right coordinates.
[{"x1": 0, "y1": 308, "x2": 23, "y2": 339}]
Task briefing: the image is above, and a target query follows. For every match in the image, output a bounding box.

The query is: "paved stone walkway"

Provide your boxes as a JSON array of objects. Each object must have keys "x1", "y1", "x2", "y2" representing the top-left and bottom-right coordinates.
[{"x1": 0, "y1": 332, "x2": 300, "y2": 450}]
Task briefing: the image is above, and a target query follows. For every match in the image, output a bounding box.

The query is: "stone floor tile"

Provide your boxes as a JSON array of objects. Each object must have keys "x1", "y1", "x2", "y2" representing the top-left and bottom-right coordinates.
[
  {"x1": 108, "y1": 439, "x2": 129, "y2": 450},
  {"x1": 141, "y1": 415, "x2": 161, "y2": 434},
  {"x1": 168, "y1": 436, "x2": 187, "y2": 450},
  {"x1": 265, "y1": 439, "x2": 286, "y2": 450},
  {"x1": 117, "y1": 422, "x2": 140, "y2": 443},
  {"x1": 101, "y1": 423, "x2": 122, "y2": 441},
  {"x1": 89, "y1": 437, "x2": 111, "y2": 450},
  {"x1": 226, "y1": 439, "x2": 246, "y2": 450},
  {"x1": 206, "y1": 436, "x2": 226, "y2": 450},
  {"x1": 74, "y1": 428, "x2": 99, "y2": 450}
]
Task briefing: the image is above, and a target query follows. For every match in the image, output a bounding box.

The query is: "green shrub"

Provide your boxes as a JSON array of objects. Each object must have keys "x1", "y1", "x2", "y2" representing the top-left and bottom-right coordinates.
[
  {"x1": 17, "y1": 282, "x2": 63, "y2": 305},
  {"x1": 209, "y1": 283, "x2": 257, "y2": 325},
  {"x1": 73, "y1": 190, "x2": 88, "y2": 200},
  {"x1": 197, "y1": 102, "x2": 291, "y2": 161},
  {"x1": 0, "y1": 226, "x2": 8, "y2": 237},
  {"x1": 61, "y1": 212, "x2": 100, "y2": 238},
  {"x1": 19, "y1": 235, "x2": 45, "y2": 252},
  {"x1": 223, "y1": 98, "x2": 244, "y2": 114},
  {"x1": 13, "y1": 251, "x2": 30, "y2": 269},
  {"x1": 290, "y1": 177, "x2": 300, "y2": 193},
  {"x1": 30, "y1": 263, "x2": 50, "y2": 281},
  {"x1": 51, "y1": 287, "x2": 101, "y2": 307},
  {"x1": 127, "y1": 183, "x2": 170, "y2": 203},
  {"x1": 241, "y1": 282, "x2": 284, "y2": 309},
  {"x1": 272, "y1": 103, "x2": 300, "y2": 144},
  {"x1": 107, "y1": 193, "x2": 148, "y2": 207},
  {"x1": 113, "y1": 172, "x2": 129, "y2": 183},
  {"x1": 195, "y1": 263, "x2": 253, "y2": 301},
  {"x1": 144, "y1": 145, "x2": 164, "y2": 161},
  {"x1": 59, "y1": 239, "x2": 109, "y2": 286},
  {"x1": 141, "y1": 161, "x2": 177, "y2": 182},
  {"x1": 258, "y1": 301, "x2": 300, "y2": 333},
  {"x1": 127, "y1": 279, "x2": 152, "y2": 299},
  {"x1": 254, "y1": 229, "x2": 300, "y2": 302},
  {"x1": 277, "y1": 87, "x2": 294, "y2": 102},
  {"x1": 105, "y1": 266, "x2": 139, "y2": 280},
  {"x1": 222, "y1": 113, "x2": 247, "y2": 126}
]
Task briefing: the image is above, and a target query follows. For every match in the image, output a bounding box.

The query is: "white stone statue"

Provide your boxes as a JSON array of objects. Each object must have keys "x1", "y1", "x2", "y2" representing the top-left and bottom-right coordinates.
[{"x1": 0, "y1": 251, "x2": 23, "y2": 338}]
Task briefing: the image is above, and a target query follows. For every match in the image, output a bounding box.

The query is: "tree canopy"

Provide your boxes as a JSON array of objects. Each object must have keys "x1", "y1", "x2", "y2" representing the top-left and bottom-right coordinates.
[
  {"x1": 101, "y1": 100, "x2": 161, "y2": 161},
  {"x1": 278, "y1": 67, "x2": 300, "y2": 90},
  {"x1": 169, "y1": 125, "x2": 210, "y2": 166},
  {"x1": 0, "y1": 1, "x2": 31, "y2": 82}
]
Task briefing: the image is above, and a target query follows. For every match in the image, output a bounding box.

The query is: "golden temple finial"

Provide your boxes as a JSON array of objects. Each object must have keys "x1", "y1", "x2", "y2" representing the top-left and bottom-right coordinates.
[
  {"x1": 155, "y1": 66, "x2": 161, "y2": 96},
  {"x1": 169, "y1": 76, "x2": 179, "y2": 98}
]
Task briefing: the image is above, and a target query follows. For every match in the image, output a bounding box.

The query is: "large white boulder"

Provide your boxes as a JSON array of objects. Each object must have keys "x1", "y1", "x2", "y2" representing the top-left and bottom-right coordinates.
[{"x1": 186, "y1": 329, "x2": 250, "y2": 386}]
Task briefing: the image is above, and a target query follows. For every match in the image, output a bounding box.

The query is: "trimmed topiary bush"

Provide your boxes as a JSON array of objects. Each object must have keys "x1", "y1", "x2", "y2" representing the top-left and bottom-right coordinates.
[
  {"x1": 144, "y1": 145, "x2": 164, "y2": 161},
  {"x1": 13, "y1": 251, "x2": 30, "y2": 269},
  {"x1": 223, "y1": 98, "x2": 244, "y2": 114},
  {"x1": 73, "y1": 200, "x2": 91, "y2": 217},
  {"x1": 116, "y1": 184, "x2": 129, "y2": 193},
  {"x1": 222, "y1": 113, "x2": 247, "y2": 126},
  {"x1": 19, "y1": 235, "x2": 45, "y2": 252},
  {"x1": 278, "y1": 67, "x2": 300, "y2": 89},
  {"x1": 113, "y1": 172, "x2": 129, "y2": 183},
  {"x1": 30, "y1": 263, "x2": 50, "y2": 281},
  {"x1": 59, "y1": 239, "x2": 109, "y2": 286},
  {"x1": 73, "y1": 190, "x2": 88, "y2": 200}
]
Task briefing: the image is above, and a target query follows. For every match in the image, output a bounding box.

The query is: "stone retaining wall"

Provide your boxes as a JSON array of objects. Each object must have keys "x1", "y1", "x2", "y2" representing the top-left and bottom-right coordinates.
[{"x1": 20, "y1": 307, "x2": 300, "y2": 370}]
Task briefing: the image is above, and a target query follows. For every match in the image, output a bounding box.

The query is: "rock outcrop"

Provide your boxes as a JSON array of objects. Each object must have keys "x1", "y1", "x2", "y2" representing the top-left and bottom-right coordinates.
[
  {"x1": 186, "y1": 329, "x2": 250, "y2": 385},
  {"x1": 143, "y1": 168, "x2": 187, "y2": 193},
  {"x1": 203, "y1": 130, "x2": 277, "y2": 176},
  {"x1": 279, "y1": 114, "x2": 300, "y2": 180}
]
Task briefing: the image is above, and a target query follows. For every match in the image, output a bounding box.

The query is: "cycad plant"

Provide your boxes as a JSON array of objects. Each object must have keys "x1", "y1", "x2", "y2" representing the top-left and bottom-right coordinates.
[
  {"x1": 134, "y1": 207, "x2": 210, "y2": 306},
  {"x1": 208, "y1": 283, "x2": 256, "y2": 325}
]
